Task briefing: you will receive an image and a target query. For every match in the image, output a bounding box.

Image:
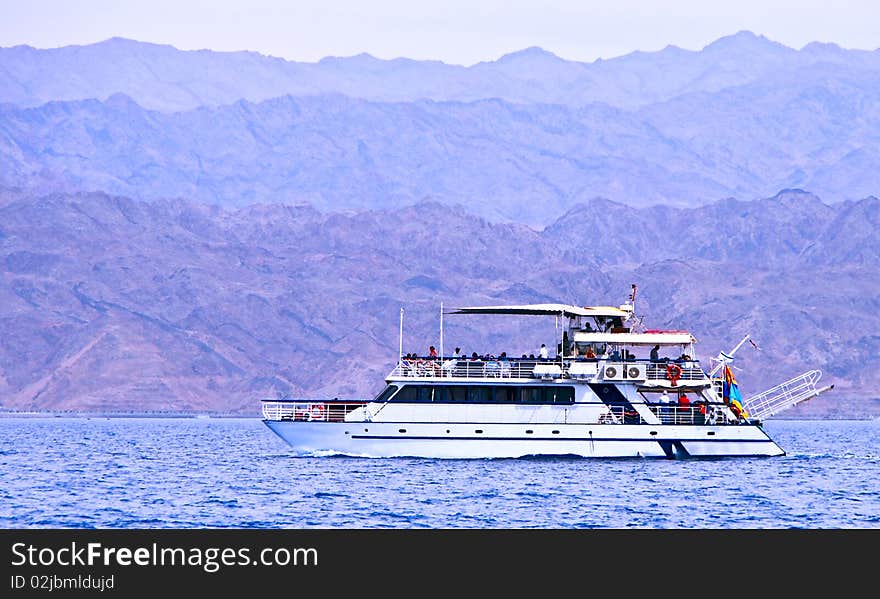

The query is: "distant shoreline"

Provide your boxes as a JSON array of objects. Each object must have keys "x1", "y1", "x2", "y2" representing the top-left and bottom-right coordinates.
[
  {"x1": 0, "y1": 411, "x2": 875, "y2": 421},
  {"x1": 0, "y1": 411, "x2": 256, "y2": 419}
]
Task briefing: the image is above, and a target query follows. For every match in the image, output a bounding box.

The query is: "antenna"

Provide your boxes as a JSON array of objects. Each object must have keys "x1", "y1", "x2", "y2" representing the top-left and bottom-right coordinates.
[
  {"x1": 398, "y1": 307, "x2": 404, "y2": 363},
  {"x1": 440, "y1": 301, "x2": 444, "y2": 361},
  {"x1": 709, "y1": 334, "x2": 750, "y2": 377}
]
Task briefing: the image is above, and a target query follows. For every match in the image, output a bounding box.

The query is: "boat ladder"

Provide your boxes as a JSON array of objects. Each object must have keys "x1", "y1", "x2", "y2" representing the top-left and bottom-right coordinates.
[{"x1": 743, "y1": 369, "x2": 834, "y2": 421}]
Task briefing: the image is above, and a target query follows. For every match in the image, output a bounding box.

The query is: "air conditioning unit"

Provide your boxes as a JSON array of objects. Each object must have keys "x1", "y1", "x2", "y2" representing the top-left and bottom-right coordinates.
[
  {"x1": 624, "y1": 364, "x2": 646, "y2": 380},
  {"x1": 603, "y1": 364, "x2": 626, "y2": 380}
]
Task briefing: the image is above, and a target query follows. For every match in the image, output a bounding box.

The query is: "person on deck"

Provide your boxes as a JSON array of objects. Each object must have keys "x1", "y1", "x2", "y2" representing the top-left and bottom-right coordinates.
[
  {"x1": 585, "y1": 346, "x2": 597, "y2": 359},
  {"x1": 677, "y1": 394, "x2": 691, "y2": 424},
  {"x1": 539, "y1": 344, "x2": 549, "y2": 360},
  {"x1": 650, "y1": 344, "x2": 660, "y2": 361},
  {"x1": 429, "y1": 346, "x2": 438, "y2": 358}
]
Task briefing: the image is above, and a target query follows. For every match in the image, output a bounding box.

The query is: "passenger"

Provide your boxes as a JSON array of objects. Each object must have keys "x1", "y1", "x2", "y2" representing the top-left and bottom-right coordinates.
[
  {"x1": 471, "y1": 351, "x2": 479, "y2": 360},
  {"x1": 429, "y1": 346, "x2": 438, "y2": 358},
  {"x1": 677, "y1": 393, "x2": 691, "y2": 424},
  {"x1": 528, "y1": 354, "x2": 535, "y2": 359},
  {"x1": 539, "y1": 344, "x2": 549, "y2": 360},
  {"x1": 609, "y1": 348, "x2": 621, "y2": 361},
  {"x1": 453, "y1": 347, "x2": 461, "y2": 358},
  {"x1": 650, "y1": 344, "x2": 660, "y2": 361},
  {"x1": 657, "y1": 390, "x2": 671, "y2": 423},
  {"x1": 499, "y1": 352, "x2": 511, "y2": 376},
  {"x1": 585, "y1": 345, "x2": 597, "y2": 359},
  {"x1": 695, "y1": 399, "x2": 708, "y2": 425}
]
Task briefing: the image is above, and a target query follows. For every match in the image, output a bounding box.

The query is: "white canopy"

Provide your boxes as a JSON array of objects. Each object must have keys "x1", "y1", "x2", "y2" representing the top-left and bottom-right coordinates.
[
  {"x1": 450, "y1": 303, "x2": 630, "y2": 318},
  {"x1": 573, "y1": 331, "x2": 697, "y2": 345}
]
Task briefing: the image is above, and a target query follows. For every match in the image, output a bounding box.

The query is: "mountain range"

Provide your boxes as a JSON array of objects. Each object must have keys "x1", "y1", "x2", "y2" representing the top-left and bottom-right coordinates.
[
  {"x1": 3, "y1": 32, "x2": 879, "y2": 111},
  {"x1": 1, "y1": 32, "x2": 880, "y2": 222},
  {"x1": 0, "y1": 188, "x2": 876, "y2": 417}
]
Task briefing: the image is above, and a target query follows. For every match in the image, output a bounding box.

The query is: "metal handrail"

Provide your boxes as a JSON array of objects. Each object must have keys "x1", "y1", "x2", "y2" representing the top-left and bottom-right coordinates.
[
  {"x1": 743, "y1": 370, "x2": 826, "y2": 420},
  {"x1": 600, "y1": 404, "x2": 734, "y2": 425},
  {"x1": 388, "y1": 357, "x2": 707, "y2": 382},
  {"x1": 261, "y1": 400, "x2": 366, "y2": 422}
]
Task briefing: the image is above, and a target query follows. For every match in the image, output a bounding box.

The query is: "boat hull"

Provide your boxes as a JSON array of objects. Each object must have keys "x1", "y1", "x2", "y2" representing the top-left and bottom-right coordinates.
[{"x1": 263, "y1": 420, "x2": 784, "y2": 458}]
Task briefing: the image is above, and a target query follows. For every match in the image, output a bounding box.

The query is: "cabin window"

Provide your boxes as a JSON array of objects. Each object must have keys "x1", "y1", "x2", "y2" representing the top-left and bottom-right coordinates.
[
  {"x1": 390, "y1": 384, "x2": 574, "y2": 404},
  {"x1": 393, "y1": 385, "x2": 416, "y2": 402},
  {"x1": 493, "y1": 387, "x2": 518, "y2": 403},
  {"x1": 547, "y1": 387, "x2": 574, "y2": 404},
  {"x1": 417, "y1": 386, "x2": 434, "y2": 403},
  {"x1": 521, "y1": 387, "x2": 543, "y2": 404},
  {"x1": 449, "y1": 386, "x2": 467, "y2": 403},
  {"x1": 467, "y1": 386, "x2": 489, "y2": 403},
  {"x1": 372, "y1": 385, "x2": 398, "y2": 403}
]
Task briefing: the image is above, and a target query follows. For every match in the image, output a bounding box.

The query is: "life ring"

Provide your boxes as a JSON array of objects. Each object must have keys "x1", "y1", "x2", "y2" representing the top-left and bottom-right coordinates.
[
  {"x1": 308, "y1": 404, "x2": 325, "y2": 421},
  {"x1": 665, "y1": 363, "x2": 683, "y2": 386}
]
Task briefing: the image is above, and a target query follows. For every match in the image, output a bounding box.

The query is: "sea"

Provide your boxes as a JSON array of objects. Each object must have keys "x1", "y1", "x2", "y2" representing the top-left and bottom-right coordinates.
[{"x1": 1, "y1": 417, "x2": 877, "y2": 528}]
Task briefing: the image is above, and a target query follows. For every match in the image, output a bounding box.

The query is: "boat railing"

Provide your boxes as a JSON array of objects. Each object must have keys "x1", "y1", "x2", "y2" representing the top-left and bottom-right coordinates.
[
  {"x1": 645, "y1": 361, "x2": 706, "y2": 382},
  {"x1": 389, "y1": 357, "x2": 706, "y2": 382},
  {"x1": 600, "y1": 403, "x2": 735, "y2": 425},
  {"x1": 390, "y1": 358, "x2": 541, "y2": 379},
  {"x1": 742, "y1": 369, "x2": 830, "y2": 421},
  {"x1": 261, "y1": 399, "x2": 366, "y2": 422}
]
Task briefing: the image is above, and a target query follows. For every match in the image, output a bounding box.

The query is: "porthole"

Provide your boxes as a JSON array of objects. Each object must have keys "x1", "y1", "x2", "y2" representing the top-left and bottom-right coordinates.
[
  {"x1": 475, "y1": 429, "x2": 483, "y2": 434},
  {"x1": 707, "y1": 431, "x2": 716, "y2": 436},
  {"x1": 552, "y1": 430, "x2": 560, "y2": 435},
  {"x1": 525, "y1": 430, "x2": 534, "y2": 434},
  {"x1": 650, "y1": 431, "x2": 658, "y2": 436},
  {"x1": 399, "y1": 429, "x2": 407, "y2": 433}
]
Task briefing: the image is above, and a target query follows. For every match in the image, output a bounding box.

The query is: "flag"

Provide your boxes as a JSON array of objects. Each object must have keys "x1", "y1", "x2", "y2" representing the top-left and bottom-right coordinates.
[{"x1": 722, "y1": 365, "x2": 748, "y2": 418}]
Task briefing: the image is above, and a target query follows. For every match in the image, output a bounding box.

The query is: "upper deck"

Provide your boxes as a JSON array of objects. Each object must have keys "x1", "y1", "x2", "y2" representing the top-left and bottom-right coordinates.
[{"x1": 388, "y1": 356, "x2": 708, "y2": 386}]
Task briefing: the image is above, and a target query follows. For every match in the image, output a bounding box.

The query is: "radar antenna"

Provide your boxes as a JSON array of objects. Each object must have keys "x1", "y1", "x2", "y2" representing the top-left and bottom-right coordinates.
[{"x1": 708, "y1": 334, "x2": 751, "y2": 377}]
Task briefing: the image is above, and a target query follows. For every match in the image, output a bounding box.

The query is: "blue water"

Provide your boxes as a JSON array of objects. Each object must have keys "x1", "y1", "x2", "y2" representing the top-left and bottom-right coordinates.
[{"x1": 0, "y1": 418, "x2": 877, "y2": 528}]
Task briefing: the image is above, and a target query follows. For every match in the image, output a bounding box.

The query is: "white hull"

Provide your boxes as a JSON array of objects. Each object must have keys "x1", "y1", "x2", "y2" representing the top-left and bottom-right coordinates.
[{"x1": 263, "y1": 420, "x2": 784, "y2": 458}]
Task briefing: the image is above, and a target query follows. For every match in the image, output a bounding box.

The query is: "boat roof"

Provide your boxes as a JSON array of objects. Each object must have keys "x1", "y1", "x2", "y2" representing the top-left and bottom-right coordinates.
[
  {"x1": 450, "y1": 303, "x2": 630, "y2": 318},
  {"x1": 573, "y1": 331, "x2": 696, "y2": 345}
]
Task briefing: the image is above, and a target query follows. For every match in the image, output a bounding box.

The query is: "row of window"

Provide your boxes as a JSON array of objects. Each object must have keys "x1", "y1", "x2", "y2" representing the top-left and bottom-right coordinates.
[{"x1": 373, "y1": 385, "x2": 575, "y2": 405}]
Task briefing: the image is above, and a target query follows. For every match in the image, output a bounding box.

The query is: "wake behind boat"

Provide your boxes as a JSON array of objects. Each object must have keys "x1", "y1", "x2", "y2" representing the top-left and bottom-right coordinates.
[{"x1": 262, "y1": 286, "x2": 833, "y2": 458}]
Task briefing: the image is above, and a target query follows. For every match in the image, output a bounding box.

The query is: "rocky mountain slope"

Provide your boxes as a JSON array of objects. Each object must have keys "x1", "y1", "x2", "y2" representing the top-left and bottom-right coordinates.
[
  {"x1": 2, "y1": 85, "x2": 878, "y2": 225},
  {"x1": 1, "y1": 189, "x2": 876, "y2": 417}
]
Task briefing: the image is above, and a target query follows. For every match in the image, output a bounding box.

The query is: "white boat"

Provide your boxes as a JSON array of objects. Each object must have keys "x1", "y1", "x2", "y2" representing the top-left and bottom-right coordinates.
[{"x1": 262, "y1": 286, "x2": 833, "y2": 458}]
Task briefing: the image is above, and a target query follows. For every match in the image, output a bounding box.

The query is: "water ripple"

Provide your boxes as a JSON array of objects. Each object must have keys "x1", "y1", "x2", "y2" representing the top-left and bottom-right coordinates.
[{"x1": 0, "y1": 418, "x2": 877, "y2": 528}]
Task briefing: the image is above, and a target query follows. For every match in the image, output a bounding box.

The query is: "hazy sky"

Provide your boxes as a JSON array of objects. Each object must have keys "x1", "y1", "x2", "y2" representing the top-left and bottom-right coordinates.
[{"x1": 1, "y1": 0, "x2": 878, "y2": 64}]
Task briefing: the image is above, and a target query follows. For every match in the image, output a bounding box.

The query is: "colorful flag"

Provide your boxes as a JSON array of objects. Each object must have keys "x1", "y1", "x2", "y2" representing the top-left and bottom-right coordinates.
[{"x1": 722, "y1": 365, "x2": 748, "y2": 418}]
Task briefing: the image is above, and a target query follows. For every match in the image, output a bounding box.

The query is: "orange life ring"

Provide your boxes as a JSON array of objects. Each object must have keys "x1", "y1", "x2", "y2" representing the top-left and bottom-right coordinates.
[{"x1": 666, "y1": 363, "x2": 683, "y2": 386}]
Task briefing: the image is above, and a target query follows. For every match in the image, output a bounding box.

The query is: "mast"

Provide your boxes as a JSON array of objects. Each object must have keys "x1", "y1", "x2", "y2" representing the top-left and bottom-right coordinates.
[
  {"x1": 709, "y1": 334, "x2": 750, "y2": 377},
  {"x1": 440, "y1": 301, "x2": 444, "y2": 362},
  {"x1": 398, "y1": 307, "x2": 404, "y2": 363}
]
